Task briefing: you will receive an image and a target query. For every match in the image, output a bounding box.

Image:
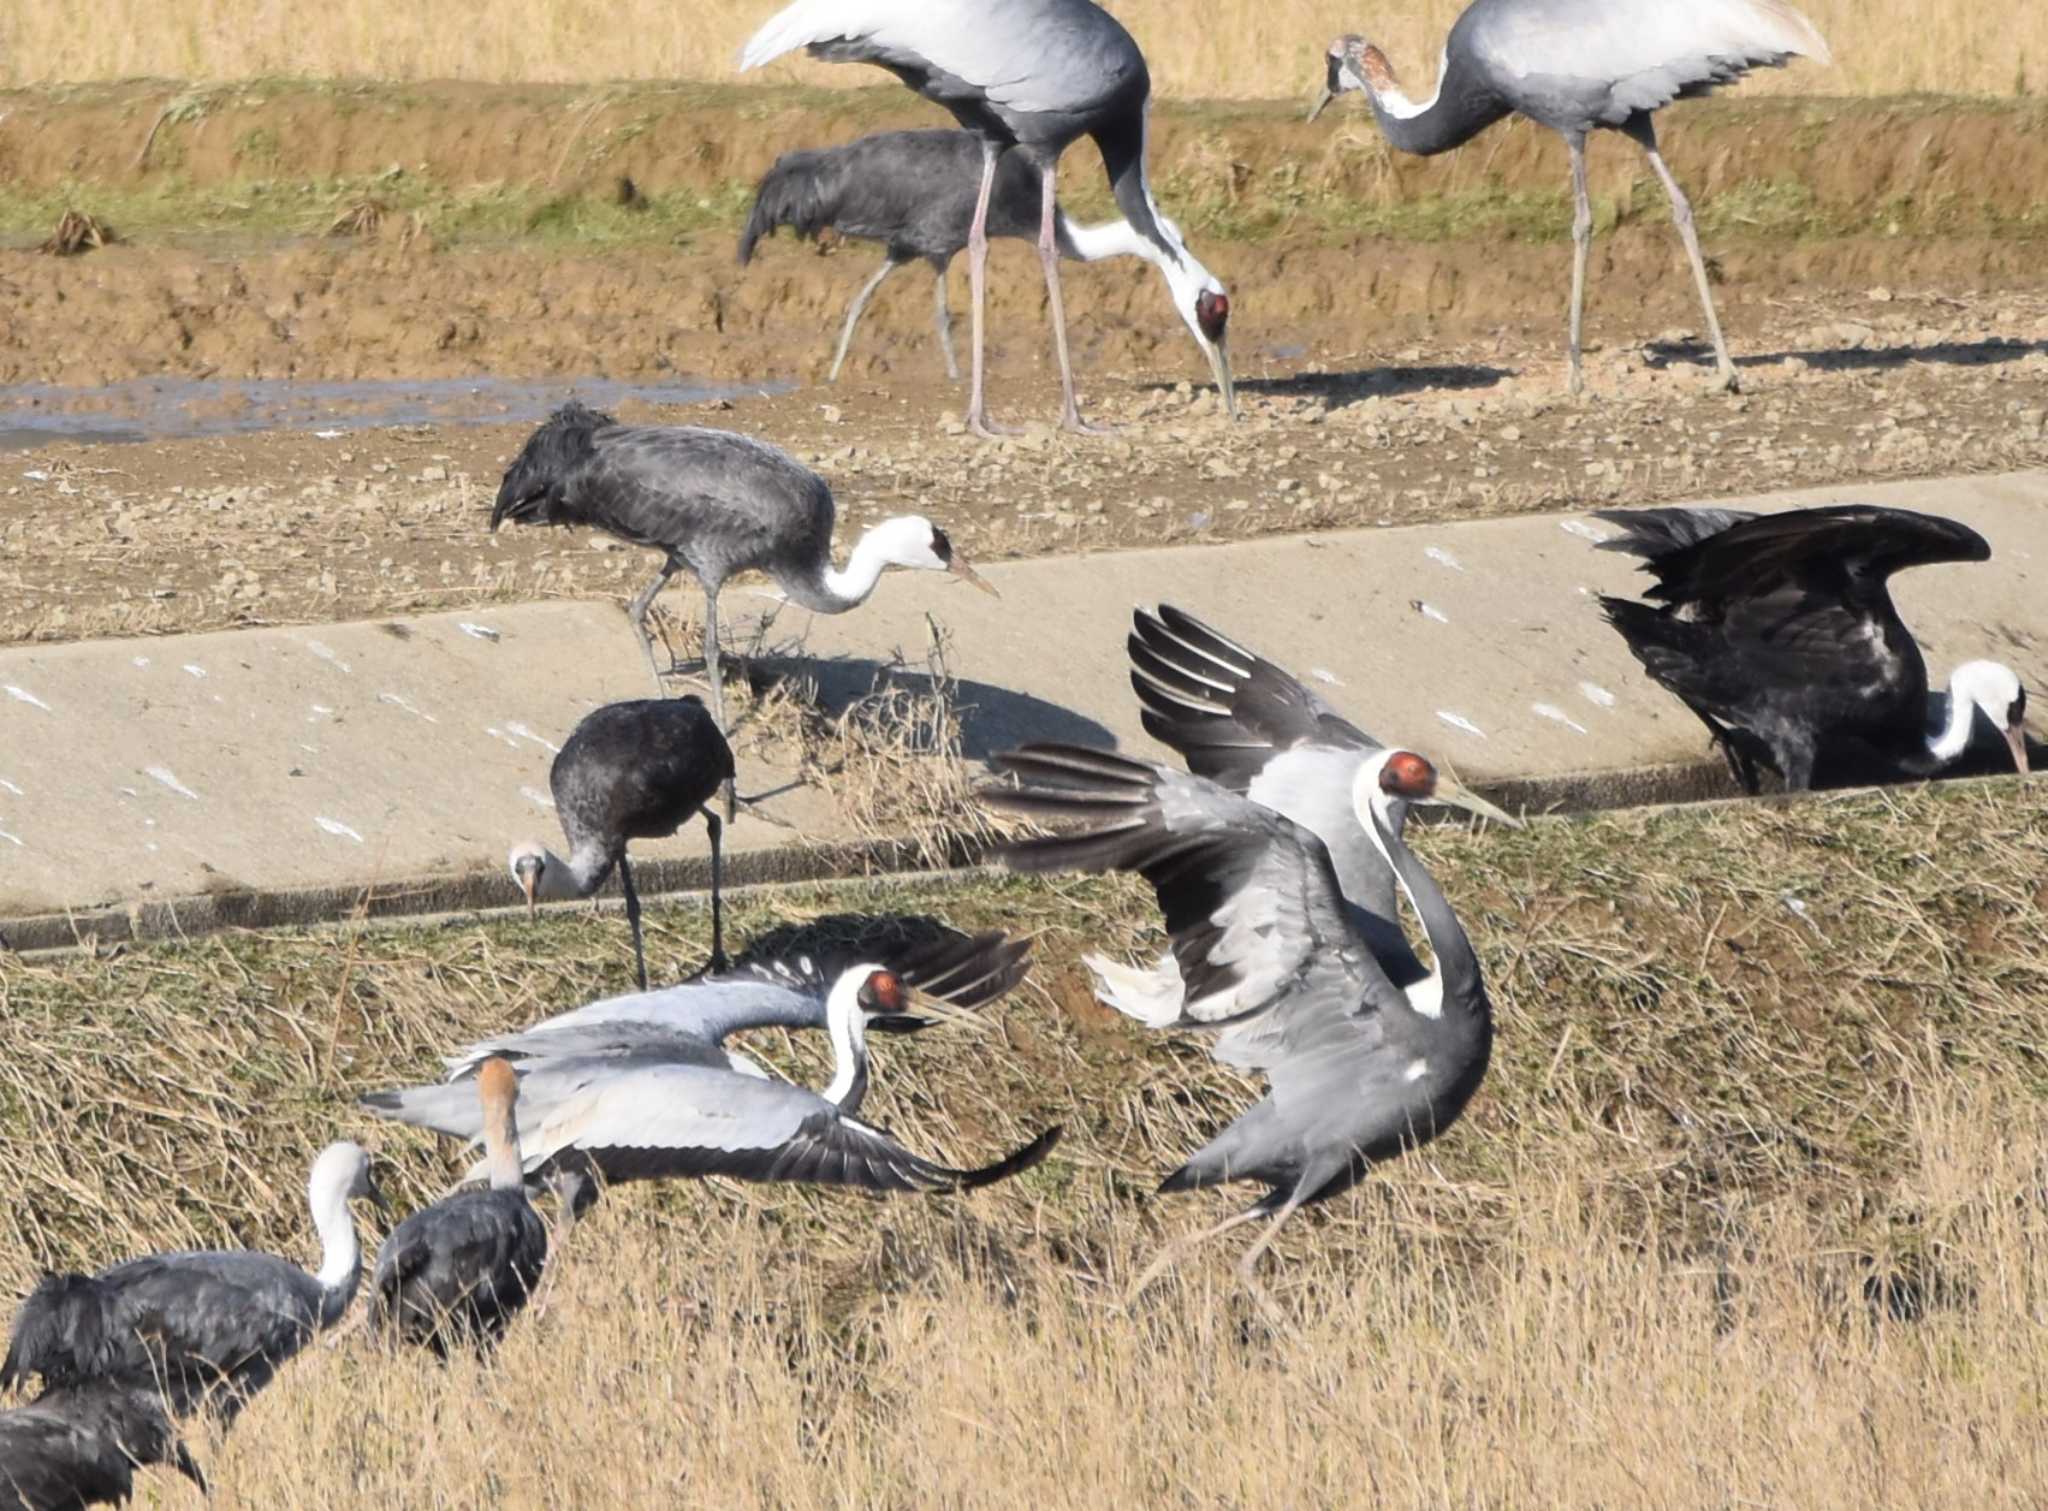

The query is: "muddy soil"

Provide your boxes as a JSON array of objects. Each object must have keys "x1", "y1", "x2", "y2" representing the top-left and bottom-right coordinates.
[{"x1": 2, "y1": 85, "x2": 2046, "y2": 650}]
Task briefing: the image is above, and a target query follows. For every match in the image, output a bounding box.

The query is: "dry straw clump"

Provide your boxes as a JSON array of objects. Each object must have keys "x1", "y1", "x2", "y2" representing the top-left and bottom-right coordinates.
[
  {"x1": 0, "y1": 0, "x2": 2027, "y2": 100},
  {"x1": 1, "y1": 779, "x2": 2045, "y2": 1502}
]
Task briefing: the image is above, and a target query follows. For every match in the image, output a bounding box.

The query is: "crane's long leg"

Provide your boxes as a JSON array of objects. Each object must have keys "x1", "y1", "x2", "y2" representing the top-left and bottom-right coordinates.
[
  {"x1": 1126, "y1": 1206, "x2": 1266, "y2": 1306},
  {"x1": 700, "y1": 806, "x2": 727, "y2": 973},
  {"x1": 627, "y1": 556, "x2": 683, "y2": 695},
  {"x1": 1566, "y1": 132, "x2": 1592, "y2": 399},
  {"x1": 829, "y1": 257, "x2": 899, "y2": 383},
  {"x1": 930, "y1": 254, "x2": 960, "y2": 381},
  {"x1": 1632, "y1": 121, "x2": 1739, "y2": 393},
  {"x1": 619, "y1": 852, "x2": 648, "y2": 992},
  {"x1": 966, "y1": 139, "x2": 1018, "y2": 440},
  {"x1": 1037, "y1": 161, "x2": 1112, "y2": 435},
  {"x1": 1232, "y1": 1186, "x2": 1313, "y2": 1319},
  {"x1": 701, "y1": 589, "x2": 737, "y2": 822}
]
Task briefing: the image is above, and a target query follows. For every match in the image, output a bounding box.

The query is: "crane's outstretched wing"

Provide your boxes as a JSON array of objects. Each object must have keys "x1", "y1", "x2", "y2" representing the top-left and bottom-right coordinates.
[
  {"x1": 985, "y1": 744, "x2": 1401, "y2": 1032},
  {"x1": 1595, "y1": 505, "x2": 1990, "y2": 611},
  {"x1": 1128, "y1": 603, "x2": 1378, "y2": 787},
  {"x1": 519, "y1": 1065, "x2": 1059, "y2": 1194},
  {"x1": 1593, "y1": 506, "x2": 1758, "y2": 566}
]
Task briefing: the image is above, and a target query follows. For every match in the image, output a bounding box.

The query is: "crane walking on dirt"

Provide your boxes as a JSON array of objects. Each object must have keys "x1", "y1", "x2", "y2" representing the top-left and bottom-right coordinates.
[
  {"x1": 740, "y1": 0, "x2": 1236, "y2": 435},
  {"x1": 491, "y1": 403, "x2": 996, "y2": 747},
  {"x1": 739, "y1": 128, "x2": 1234, "y2": 388},
  {"x1": 508, "y1": 697, "x2": 733, "y2": 990},
  {"x1": 1310, "y1": 0, "x2": 1831, "y2": 393}
]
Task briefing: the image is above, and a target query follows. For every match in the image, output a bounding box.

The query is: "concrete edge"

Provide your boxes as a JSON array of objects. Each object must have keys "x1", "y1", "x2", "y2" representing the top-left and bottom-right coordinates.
[{"x1": 0, "y1": 757, "x2": 1753, "y2": 956}]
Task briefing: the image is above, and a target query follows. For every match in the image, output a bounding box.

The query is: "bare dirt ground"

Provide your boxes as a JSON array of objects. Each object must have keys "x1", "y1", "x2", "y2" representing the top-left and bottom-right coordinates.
[{"x1": 2, "y1": 84, "x2": 2047, "y2": 646}]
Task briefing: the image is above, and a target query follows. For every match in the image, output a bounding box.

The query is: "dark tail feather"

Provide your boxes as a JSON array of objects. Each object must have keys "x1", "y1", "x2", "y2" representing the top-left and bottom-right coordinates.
[
  {"x1": 2, "y1": 1272, "x2": 116, "y2": 1390},
  {"x1": 490, "y1": 401, "x2": 617, "y2": 531},
  {"x1": 948, "y1": 1125, "x2": 1062, "y2": 1191},
  {"x1": 895, "y1": 929, "x2": 1033, "y2": 1012},
  {"x1": 737, "y1": 148, "x2": 839, "y2": 265},
  {"x1": 1592, "y1": 506, "x2": 1756, "y2": 562}
]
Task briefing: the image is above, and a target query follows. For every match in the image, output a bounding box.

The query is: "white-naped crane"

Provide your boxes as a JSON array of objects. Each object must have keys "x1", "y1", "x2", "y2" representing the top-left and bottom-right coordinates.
[
  {"x1": 1117, "y1": 602, "x2": 1518, "y2": 1004},
  {"x1": 985, "y1": 743, "x2": 1498, "y2": 1304},
  {"x1": 509, "y1": 696, "x2": 733, "y2": 990},
  {"x1": 1, "y1": 1143, "x2": 385, "y2": 1425},
  {"x1": 491, "y1": 402, "x2": 997, "y2": 730},
  {"x1": 369, "y1": 1058, "x2": 548, "y2": 1357},
  {"x1": 739, "y1": 128, "x2": 1233, "y2": 388},
  {"x1": 740, "y1": 0, "x2": 1236, "y2": 436},
  {"x1": 360, "y1": 928, "x2": 1043, "y2": 1206},
  {"x1": 1310, "y1": 0, "x2": 1831, "y2": 393},
  {"x1": 0, "y1": 1383, "x2": 207, "y2": 1509},
  {"x1": 1595, "y1": 504, "x2": 2033, "y2": 791}
]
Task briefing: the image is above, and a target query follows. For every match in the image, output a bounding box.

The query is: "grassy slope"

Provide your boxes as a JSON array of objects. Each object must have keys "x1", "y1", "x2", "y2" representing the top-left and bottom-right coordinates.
[{"x1": 1, "y1": 778, "x2": 2044, "y2": 1501}]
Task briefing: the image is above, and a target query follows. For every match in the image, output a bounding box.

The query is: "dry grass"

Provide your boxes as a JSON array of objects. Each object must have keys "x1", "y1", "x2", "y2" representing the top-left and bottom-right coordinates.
[
  {"x1": 0, "y1": 0, "x2": 2034, "y2": 100},
  {"x1": 2, "y1": 779, "x2": 2046, "y2": 1503},
  {"x1": 35, "y1": 208, "x2": 117, "y2": 255}
]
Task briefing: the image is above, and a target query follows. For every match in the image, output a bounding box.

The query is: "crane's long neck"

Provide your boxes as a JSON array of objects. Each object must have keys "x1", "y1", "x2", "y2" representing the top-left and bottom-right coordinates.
[
  {"x1": 1362, "y1": 796, "x2": 1484, "y2": 1020},
  {"x1": 1924, "y1": 672, "x2": 1979, "y2": 767},
  {"x1": 483, "y1": 1096, "x2": 526, "y2": 1191},
  {"x1": 536, "y1": 841, "x2": 616, "y2": 900},
  {"x1": 1358, "y1": 45, "x2": 1509, "y2": 158},
  {"x1": 806, "y1": 525, "x2": 905, "y2": 614},
  {"x1": 820, "y1": 975, "x2": 871, "y2": 1111},
  {"x1": 1091, "y1": 112, "x2": 1184, "y2": 273},
  {"x1": 1057, "y1": 213, "x2": 1156, "y2": 266},
  {"x1": 307, "y1": 1167, "x2": 364, "y2": 1322}
]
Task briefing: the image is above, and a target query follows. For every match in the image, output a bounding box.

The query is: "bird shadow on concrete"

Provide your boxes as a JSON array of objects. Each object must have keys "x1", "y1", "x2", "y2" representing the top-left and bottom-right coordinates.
[
  {"x1": 1223, "y1": 361, "x2": 1514, "y2": 411},
  {"x1": 1643, "y1": 335, "x2": 2048, "y2": 377},
  {"x1": 774, "y1": 654, "x2": 1116, "y2": 761}
]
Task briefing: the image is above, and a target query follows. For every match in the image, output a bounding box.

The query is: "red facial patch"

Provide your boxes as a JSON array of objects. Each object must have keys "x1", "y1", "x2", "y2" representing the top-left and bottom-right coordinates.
[
  {"x1": 865, "y1": 970, "x2": 905, "y2": 1013},
  {"x1": 1379, "y1": 750, "x2": 1438, "y2": 799},
  {"x1": 1196, "y1": 290, "x2": 1230, "y2": 344}
]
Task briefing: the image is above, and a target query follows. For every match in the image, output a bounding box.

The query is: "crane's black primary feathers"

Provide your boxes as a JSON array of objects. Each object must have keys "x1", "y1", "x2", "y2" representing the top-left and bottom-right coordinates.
[
  {"x1": 1, "y1": 1275, "x2": 116, "y2": 1393},
  {"x1": 578, "y1": 1121, "x2": 1060, "y2": 1195}
]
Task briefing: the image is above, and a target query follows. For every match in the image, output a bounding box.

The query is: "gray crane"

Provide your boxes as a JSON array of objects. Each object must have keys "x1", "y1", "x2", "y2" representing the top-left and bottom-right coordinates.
[
  {"x1": 369, "y1": 1058, "x2": 548, "y2": 1357},
  {"x1": 741, "y1": 0, "x2": 1236, "y2": 436},
  {"x1": 1309, "y1": 0, "x2": 1831, "y2": 394},
  {"x1": 491, "y1": 402, "x2": 997, "y2": 734},
  {"x1": 508, "y1": 697, "x2": 732, "y2": 989},
  {"x1": 367, "y1": 954, "x2": 1058, "y2": 1199},
  {"x1": 1107, "y1": 603, "x2": 1517, "y2": 1018},
  {"x1": 739, "y1": 128, "x2": 1232, "y2": 389},
  {"x1": 1, "y1": 1143, "x2": 385, "y2": 1424},
  {"x1": 986, "y1": 743, "x2": 1496, "y2": 1304},
  {"x1": 0, "y1": 1383, "x2": 206, "y2": 1509},
  {"x1": 362, "y1": 927, "x2": 1035, "y2": 1210},
  {"x1": 1595, "y1": 505, "x2": 2033, "y2": 791}
]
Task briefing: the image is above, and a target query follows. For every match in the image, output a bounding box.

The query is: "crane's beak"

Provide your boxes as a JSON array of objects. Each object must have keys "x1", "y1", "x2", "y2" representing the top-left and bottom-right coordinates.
[
  {"x1": 1307, "y1": 84, "x2": 1336, "y2": 123},
  {"x1": 1208, "y1": 333, "x2": 1239, "y2": 421},
  {"x1": 2006, "y1": 721, "x2": 2031, "y2": 774},
  {"x1": 364, "y1": 1173, "x2": 393, "y2": 1215},
  {"x1": 949, "y1": 555, "x2": 1000, "y2": 598},
  {"x1": 1433, "y1": 772, "x2": 1523, "y2": 829},
  {"x1": 172, "y1": 1442, "x2": 209, "y2": 1494},
  {"x1": 514, "y1": 856, "x2": 542, "y2": 918}
]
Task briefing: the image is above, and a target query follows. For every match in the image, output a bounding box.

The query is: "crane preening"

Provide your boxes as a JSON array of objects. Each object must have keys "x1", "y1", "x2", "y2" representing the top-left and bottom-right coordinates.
[
  {"x1": 1310, "y1": 0, "x2": 1831, "y2": 394},
  {"x1": 741, "y1": 0, "x2": 1236, "y2": 435}
]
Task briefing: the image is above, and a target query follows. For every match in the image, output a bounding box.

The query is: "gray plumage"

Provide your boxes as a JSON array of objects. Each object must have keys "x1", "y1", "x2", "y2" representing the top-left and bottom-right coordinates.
[
  {"x1": 360, "y1": 929, "x2": 1039, "y2": 1198},
  {"x1": 509, "y1": 696, "x2": 732, "y2": 990},
  {"x1": 0, "y1": 1384, "x2": 205, "y2": 1510},
  {"x1": 1312, "y1": 0, "x2": 1831, "y2": 393},
  {"x1": 1, "y1": 1143, "x2": 382, "y2": 1424},
  {"x1": 741, "y1": 0, "x2": 1236, "y2": 434},
  {"x1": 985, "y1": 742, "x2": 1494, "y2": 1296},
  {"x1": 492, "y1": 403, "x2": 992, "y2": 743},
  {"x1": 1595, "y1": 504, "x2": 2032, "y2": 790},
  {"x1": 738, "y1": 128, "x2": 1210, "y2": 385}
]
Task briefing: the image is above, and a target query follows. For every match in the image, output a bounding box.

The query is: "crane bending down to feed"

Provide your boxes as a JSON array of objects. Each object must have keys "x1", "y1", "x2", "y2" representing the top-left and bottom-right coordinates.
[
  {"x1": 0, "y1": 1383, "x2": 207, "y2": 1509},
  {"x1": 739, "y1": 128, "x2": 1235, "y2": 388},
  {"x1": 741, "y1": 0, "x2": 1236, "y2": 436},
  {"x1": 370, "y1": 1059, "x2": 548, "y2": 1356},
  {"x1": 492, "y1": 403, "x2": 996, "y2": 731},
  {"x1": 509, "y1": 697, "x2": 733, "y2": 989},
  {"x1": 1110, "y1": 603, "x2": 1518, "y2": 1010},
  {"x1": 1, "y1": 1143, "x2": 385, "y2": 1424},
  {"x1": 368, "y1": 960, "x2": 1059, "y2": 1199},
  {"x1": 985, "y1": 743, "x2": 1502, "y2": 1304},
  {"x1": 1310, "y1": 0, "x2": 1831, "y2": 394},
  {"x1": 1595, "y1": 504, "x2": 2033, "y2": 791}
]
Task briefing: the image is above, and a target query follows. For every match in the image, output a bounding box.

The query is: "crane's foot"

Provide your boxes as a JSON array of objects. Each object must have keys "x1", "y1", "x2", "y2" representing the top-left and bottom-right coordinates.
[
  {"x1": 967, "y1": 409, "x2": 1022, "y2": 440},
  {"x1": 1712, "y1": 363, "x2": 1742, "y2": 395},
  {"x1": 1059, "y1": 409, "x2": 1122, "y2": 437}
]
